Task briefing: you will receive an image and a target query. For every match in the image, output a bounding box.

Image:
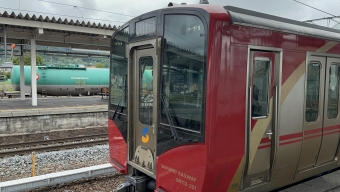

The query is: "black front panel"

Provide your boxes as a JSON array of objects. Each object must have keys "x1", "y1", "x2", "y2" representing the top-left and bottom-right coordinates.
[
  {"x1": 108, "y1": 108, "x2": 128, "y2": 141},
  {"x1": 109, "y1": 7, "x2": 209, "y2": 155},
  {"x1": 109, "y1": 25, "x2": 129, "y2": 141}
]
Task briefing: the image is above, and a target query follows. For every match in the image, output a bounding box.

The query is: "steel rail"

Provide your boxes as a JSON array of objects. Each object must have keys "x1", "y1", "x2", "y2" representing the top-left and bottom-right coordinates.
[
  {"x1": 0, "y1": 134, "x2": 108, "y2": 158},
  {"x1": 0, "y1": 133, "x2": 108, "y2": 149}
]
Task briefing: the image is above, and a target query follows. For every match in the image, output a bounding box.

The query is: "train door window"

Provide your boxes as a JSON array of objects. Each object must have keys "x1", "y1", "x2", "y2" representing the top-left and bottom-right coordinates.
[
  {"x1": 161, "y1": 14, "x2": 206, "y2": 133},
  {"x1": 305, "y1": 62, "x2": 321, "y2": 122},
  {"x1": 327, "y1": 64, "x2": 340, "y2": 119},
  {"x1": 252, "y1": 58, "x2": 270, "y2": 118},
  {"x1": 139, "y1": 56, "x2": 154, "y2": 125}
]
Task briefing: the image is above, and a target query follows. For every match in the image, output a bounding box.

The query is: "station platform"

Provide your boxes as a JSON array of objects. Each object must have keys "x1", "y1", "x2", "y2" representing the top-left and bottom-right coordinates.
[
  {"x1": 0, "y1": 96, "x2": 108, "y2": 117},
  {"x1": 0, "y1": 96, "x2": 109, "y2": 135}
]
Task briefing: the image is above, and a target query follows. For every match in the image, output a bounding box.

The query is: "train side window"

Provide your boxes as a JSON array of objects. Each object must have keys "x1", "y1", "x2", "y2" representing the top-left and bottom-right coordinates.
[
  {"x1": 305, "y1": 62, "x2": 321, "y2": 122},
  {"x1": 252, "y1": 58, "x2": 270, "y2": 118},
  {"x1": 327, "y1": 64, "x2": 339, "y2": 119}
]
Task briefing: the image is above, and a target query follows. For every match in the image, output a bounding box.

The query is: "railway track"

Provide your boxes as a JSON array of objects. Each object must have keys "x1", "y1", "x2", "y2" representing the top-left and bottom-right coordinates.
[{"x1": 0, "y1": 133, "x2": 108, "y2": 158}]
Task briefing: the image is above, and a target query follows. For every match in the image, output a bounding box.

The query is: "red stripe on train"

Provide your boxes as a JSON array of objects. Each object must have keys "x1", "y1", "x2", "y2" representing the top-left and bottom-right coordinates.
[
  {"x1": 279, "y1": 132, "x2": 302, "y2": 141},
  {"x1": 304, "y1": 128, "x2": 322, "y2": 135},
  {"x1": 304, "y1": 134, "x2": 322, "y2": 140},
  {"x1": 258, "y1": 144, "x2": 271, "y2": 149},
  {"x1": 257, "y1": 125, "x2": 340, "y2": 149},
  {"x1": 324, "y1": 125, "x2": 340, "y2": 131},
  {"x1": 260, "y1": 137, "x2": 271, "y2": 144},
  {"x1": 279, "y1": 139, "x2": 302, "y2": 146},
  {"x1": 324, "y1": 129, "x2": 340, "y2": 136}
]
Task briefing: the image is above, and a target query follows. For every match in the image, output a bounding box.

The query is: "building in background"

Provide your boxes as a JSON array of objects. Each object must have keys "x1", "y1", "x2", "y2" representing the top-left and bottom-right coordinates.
[{"x1": 0, "y1": 62, "x2": 14, "y2": 72}]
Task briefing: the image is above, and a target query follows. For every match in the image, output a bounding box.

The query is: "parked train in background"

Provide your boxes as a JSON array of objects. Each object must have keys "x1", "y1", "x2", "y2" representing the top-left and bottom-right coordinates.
[
  {"x1": 11, "y1": 65, "x2": 110, "y2": 96},
  {"x1": 108, "y1": 3, "x2": 340, "y2": 192}
]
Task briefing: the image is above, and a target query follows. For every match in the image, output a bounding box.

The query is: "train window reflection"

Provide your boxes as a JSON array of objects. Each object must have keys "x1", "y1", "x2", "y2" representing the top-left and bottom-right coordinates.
[
  {"x1": 327, "y1": 64, "x2": 339, "y2": 119},
  {"x1": 110, "y1": 26, "x2": 129, "y2": 107},
  {"x1": 135, "y1": 17, "x2": 156, "y2": 37},
  {"x1": 139, "y1": 56, "x2": 154, "y2": 125},
  {"x1": 305, "y1": 62, "x2": 321, "y2": 122},
  {"x1": 161, "y1": 14, "x2": 205, "y2": 133},
  {"x1": 252, "y1": 58, "x2": 270, "y2": 118}
]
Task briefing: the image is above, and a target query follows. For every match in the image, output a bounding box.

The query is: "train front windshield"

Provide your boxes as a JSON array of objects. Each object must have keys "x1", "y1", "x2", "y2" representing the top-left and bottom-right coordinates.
[
  {"x1": 109, "y1": 11, "x2": 207, "y2": 157},
  {"x1": 110, "y1": 26, "x2": 129, "y2": 108}
]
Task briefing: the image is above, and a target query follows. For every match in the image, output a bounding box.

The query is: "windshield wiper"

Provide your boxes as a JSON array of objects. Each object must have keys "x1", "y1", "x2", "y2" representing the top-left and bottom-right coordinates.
[
  {"x1": 161, "y1": 94, "x2": 179, "y2": 140},
  {"x1": 111, "y1": 75, "x2": 127, "y2": 120}
]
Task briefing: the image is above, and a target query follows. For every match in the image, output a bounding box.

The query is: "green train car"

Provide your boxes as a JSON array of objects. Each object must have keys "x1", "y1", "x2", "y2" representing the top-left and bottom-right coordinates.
[{"x1": 11, "y1": 66, "x2": 109, "y2": 96}]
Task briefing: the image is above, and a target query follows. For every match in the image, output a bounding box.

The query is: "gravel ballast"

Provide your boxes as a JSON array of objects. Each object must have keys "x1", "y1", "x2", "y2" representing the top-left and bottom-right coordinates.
[
  {"x1": 0, "y1": 145, "x2": 109, "y2": 182},
  {"x1": 26, "y1": 173, "x2": 126, "y2": 192},
  {"x1": 0, "y1": 144, "x2": 126, "y2": 191}
]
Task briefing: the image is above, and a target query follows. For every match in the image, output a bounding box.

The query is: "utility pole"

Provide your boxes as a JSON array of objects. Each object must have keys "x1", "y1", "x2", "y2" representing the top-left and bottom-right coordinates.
[{"x1": 3, "y1": 25, "x2": 6, "y2": 61}]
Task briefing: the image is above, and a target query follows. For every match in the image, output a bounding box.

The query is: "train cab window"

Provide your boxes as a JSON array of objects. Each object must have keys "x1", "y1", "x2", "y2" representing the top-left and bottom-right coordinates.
[
  {"x1": 110, "y1": 26, "x2": 129, "y2": 107},
  {"x1": 161, "y1": 14, "x2": 206, "y2": 133},
  {"x1": 252, "y1": 58, "x2": 270, "y2": 118},
  {"x1": 327, "y1": 64, "x2": 340, "y2": 119},
  {"x1": 135, "y1": 17, "x2": 156, "y2": 37},
  {"x1": 305, "y1": 62, "x2": 321, "y2": 122},
  {"x1": 139, "y1": 57, "x2": 154, "y2": 125}
]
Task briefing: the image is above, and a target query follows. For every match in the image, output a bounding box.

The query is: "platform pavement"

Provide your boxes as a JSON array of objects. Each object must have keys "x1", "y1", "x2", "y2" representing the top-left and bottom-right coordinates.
[
  {"x1": 0, "y1": 96, "x2": 108, "y2": 117},
  {"x1": 276, "y1": 168, "x2": 340, "y2": 192}
]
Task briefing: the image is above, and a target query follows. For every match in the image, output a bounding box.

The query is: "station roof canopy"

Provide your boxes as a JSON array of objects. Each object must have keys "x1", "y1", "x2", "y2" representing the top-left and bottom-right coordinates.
[{"x1": 0, "y1": 11, "x2": 116, "y2": 51}]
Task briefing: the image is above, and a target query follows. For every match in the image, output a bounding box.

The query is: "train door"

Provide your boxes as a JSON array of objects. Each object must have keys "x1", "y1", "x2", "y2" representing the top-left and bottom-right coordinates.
[
  {"x1": 297, "y1": 56, "x2": 340, "y2": 171},
  {"x1": 317, "y1": 57, "x2": 340, "y2": 165},
  {"x1": 243, "y1": 51, "x2": 279, "y2": 188},
  {"x1": 126, "y1": 38, "x2": 160, "y2": 179}
]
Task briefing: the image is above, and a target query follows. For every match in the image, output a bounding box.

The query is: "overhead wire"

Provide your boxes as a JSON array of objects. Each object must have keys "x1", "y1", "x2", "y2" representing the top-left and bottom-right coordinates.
[
  {"x1": 0, "y1": 6, "x2": 126, "y2": 25},
  {"x1": 37, "y1": 0, "x2": 135, "y2": 17},
  {"x1": 40, "y1": 0, "x2": 340, "y2": 27},
  {"x1": 9, "y1": 0, "x2": 340, "y2": 29},
  {"x1": 292, "y1": 0, "x2": 336, "y2": 17},
  {"x1": 292, "y1": 0, "x2": 340, "y2": 25}
]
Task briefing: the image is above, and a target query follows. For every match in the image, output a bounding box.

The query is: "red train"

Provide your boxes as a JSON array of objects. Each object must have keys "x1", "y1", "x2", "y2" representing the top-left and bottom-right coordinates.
[{"x1": 108, "y1": 3, "x2": 340, "y2": 192}]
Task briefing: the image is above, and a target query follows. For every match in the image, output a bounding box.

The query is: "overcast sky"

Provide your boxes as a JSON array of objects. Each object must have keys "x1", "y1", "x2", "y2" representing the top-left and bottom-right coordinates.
[{"x1": 0, "y1": 0, "x2": 339, "y2": 28}]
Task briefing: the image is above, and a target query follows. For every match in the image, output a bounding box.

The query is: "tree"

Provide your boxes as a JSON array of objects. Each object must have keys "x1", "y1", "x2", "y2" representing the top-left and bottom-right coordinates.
[
  {"x1": 0, "y1": 71, "x2": 10, "y2": 79},
  {"x1": 5, "y1": 72, "x2": 10, "y2": 79},
  {"x1": 95, "y1": 63, "x2": 104, "y2": 68},
  {"x1": 12, "y1": 54, "x2": 44, "y2": 65},
  {"x1": 12, "y1": 57, "x2": 19, "y2": 65}
]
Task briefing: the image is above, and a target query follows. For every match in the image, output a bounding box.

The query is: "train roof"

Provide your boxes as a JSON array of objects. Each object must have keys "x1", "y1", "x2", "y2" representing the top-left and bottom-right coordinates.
[
  {"x1": 114, "y1": 4, "x2": 340, "y2": 42},
  {"x1": 166, "y1": 4, "x2": 340, "y2": 42},
  {"x1": 224, "y1": 6, "x2": 340, "y2": 42}
]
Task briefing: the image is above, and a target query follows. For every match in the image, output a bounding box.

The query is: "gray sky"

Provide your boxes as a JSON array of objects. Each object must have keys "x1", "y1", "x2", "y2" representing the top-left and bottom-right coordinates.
[{"x1": 0, "y1": 0, "x2": 339, "y2": 28}]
